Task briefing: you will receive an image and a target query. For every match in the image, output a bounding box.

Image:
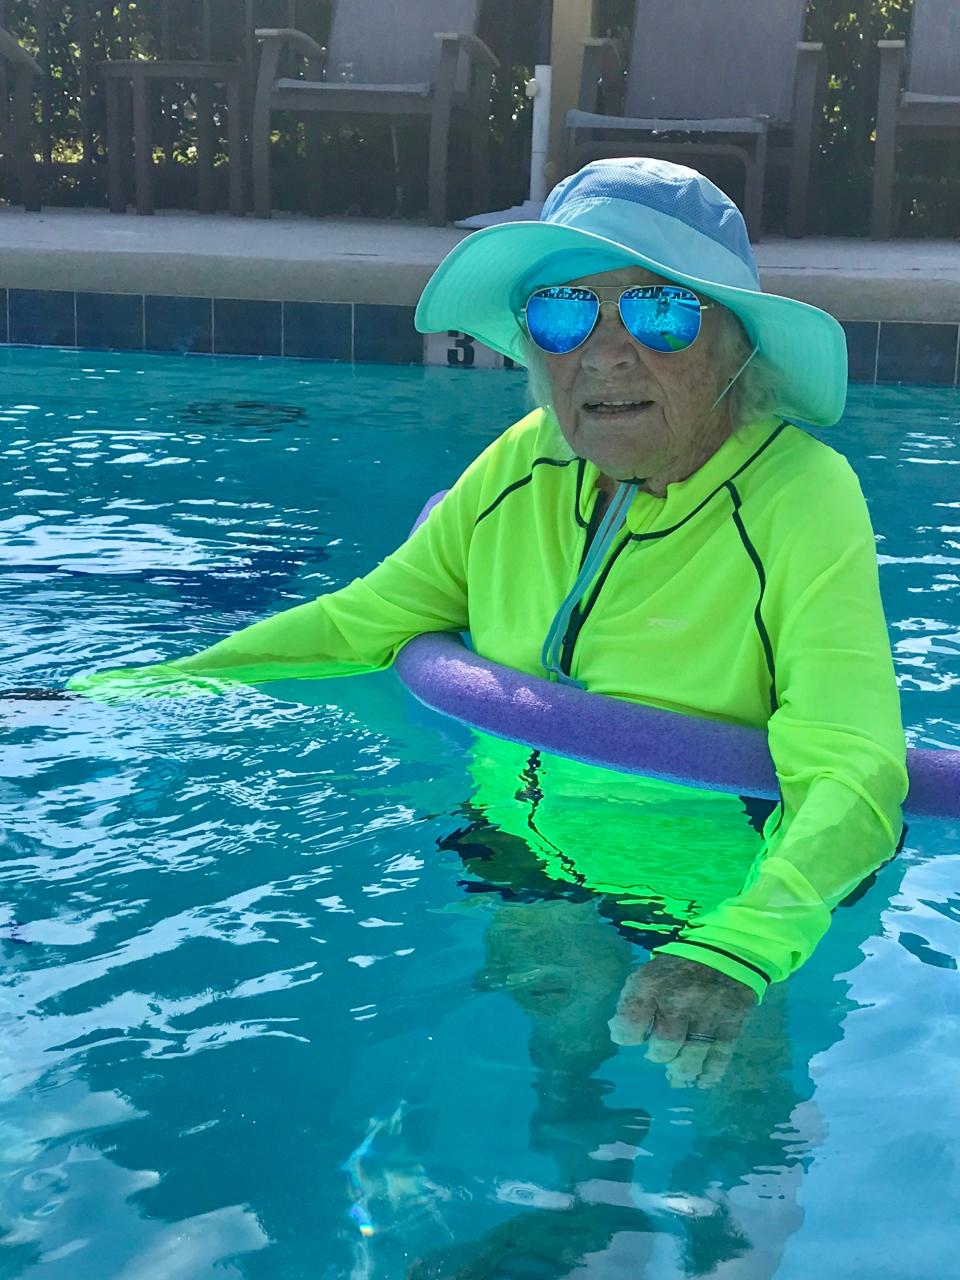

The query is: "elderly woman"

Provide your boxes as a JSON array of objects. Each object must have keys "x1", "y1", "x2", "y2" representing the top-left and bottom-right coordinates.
[{"x1": 73, "y1": 159, "x2": 907, "y2": 1093}]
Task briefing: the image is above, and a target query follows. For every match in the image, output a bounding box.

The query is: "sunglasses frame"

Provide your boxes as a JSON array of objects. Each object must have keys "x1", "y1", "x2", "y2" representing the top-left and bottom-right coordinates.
[{"x1": 520, "y1": 284, "x2": 714, "y2": 356}]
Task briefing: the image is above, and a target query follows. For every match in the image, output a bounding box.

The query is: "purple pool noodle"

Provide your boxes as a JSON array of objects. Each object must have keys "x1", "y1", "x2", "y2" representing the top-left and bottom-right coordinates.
[
  {"x1": 396, "y1": 631, "x2": 779, "y2": 794},
  {"x1": 411, "y1": 491, "x2": 447, "y2": 527},
  {"x1": 398, "y1": 494, "x2": 960, "y2": 821}
]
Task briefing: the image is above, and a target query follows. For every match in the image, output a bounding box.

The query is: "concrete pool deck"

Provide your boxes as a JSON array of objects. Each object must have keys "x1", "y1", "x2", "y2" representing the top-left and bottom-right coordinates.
[{"x1": 0, "y1": 206, "x2": 958, "y2": 321}]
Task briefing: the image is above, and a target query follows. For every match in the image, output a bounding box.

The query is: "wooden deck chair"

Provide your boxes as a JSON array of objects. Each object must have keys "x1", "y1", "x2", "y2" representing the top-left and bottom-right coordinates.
[
  {"x1": 0, "y1": 25, "x2": 42, "y2": 211},
  {"x1": 252, "y1": 0, "x2": 498, "y2": 225},
  {"x1": 564, "y1": 0, "x2": 826, "y2": 240},
  {"x1": 871, "y1": 0, "x2": 960, "y2": 239}
]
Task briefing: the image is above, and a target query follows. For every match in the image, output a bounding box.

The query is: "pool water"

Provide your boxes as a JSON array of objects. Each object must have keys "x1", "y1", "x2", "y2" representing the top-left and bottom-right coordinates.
[{"x1": 1, "y1": 348, "x2": 959, "y2": 1280}]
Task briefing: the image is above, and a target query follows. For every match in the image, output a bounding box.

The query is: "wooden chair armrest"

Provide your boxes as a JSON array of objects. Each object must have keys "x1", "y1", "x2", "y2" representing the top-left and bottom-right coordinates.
[
  {"x1": 434, "y1": 32, "x2": 499, "y2": 72},
  {"x1": 255, "y1": 27, "x2": 326, "y2": 64},
  {"x1": 0, "y1": 25, "x2": 41, "y2": 75},
  {"x1": 877, "y1": 40, "x2": 906, "y2": 96},
  {"x1": 794, "y1": 41, "x2": 826, "y2": 111}
]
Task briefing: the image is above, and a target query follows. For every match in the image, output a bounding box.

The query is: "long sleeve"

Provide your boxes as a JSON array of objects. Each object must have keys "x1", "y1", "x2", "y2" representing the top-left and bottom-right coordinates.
[
  {"x1": 656, "y1": 458, "x2": 908, "y2": 999},
  {"x1": 69, "y1": 443, "x2": 493, "y2": 702}
]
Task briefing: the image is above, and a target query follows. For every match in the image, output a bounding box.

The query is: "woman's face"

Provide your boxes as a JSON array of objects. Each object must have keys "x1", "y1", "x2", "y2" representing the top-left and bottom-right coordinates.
[{"x1": 541, "y1": 265, "x2": 734, "y2": 487}]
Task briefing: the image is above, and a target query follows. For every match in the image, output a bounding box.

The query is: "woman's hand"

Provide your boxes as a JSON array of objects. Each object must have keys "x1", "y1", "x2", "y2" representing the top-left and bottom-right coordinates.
[{"x1": 609, "y1": 953, "x2": 757, "y2": 1089}]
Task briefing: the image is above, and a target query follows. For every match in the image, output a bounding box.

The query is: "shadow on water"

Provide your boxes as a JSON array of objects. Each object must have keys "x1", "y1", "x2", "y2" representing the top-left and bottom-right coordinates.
[{"x1": 180, "y1": 402, "x2": 310, "y2": 432}]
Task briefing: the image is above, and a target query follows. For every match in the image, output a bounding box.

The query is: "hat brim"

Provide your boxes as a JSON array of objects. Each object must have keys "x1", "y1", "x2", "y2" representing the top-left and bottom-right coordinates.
[{"x1": 415, "y1": 221, "x2": 847, "y2": 427}]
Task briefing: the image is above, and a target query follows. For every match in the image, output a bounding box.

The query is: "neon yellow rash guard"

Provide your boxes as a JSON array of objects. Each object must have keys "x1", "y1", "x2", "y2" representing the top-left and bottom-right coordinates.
[{"x1": 71, "y1": 410, "x2": 908, "y2": 1000}]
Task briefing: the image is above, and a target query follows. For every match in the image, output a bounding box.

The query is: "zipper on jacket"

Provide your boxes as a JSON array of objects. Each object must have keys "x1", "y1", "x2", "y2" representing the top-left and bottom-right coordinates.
[
  {"x1": 558, "y1": 494, "x2": 608, "y2": 672},
  {"x1": 578, "y1": 485, "x2": 610, "y2": 570}
]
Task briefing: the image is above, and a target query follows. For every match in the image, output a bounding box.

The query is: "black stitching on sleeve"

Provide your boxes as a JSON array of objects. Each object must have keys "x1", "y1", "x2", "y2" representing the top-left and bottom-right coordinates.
[
  {"x1": 725, "y1": 479, "x2": 777, "y2": 715},
  {"x1": 475, "y1": 456, "x2": 574, "y2": 525},
  {"x1": 669, "y1": 938, "x2": 772, "y2": 985}
]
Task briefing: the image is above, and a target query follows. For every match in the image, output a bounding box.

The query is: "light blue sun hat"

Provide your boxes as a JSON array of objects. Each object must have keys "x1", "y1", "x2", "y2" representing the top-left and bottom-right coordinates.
[{"x1": 415, "y1": 157, "x2": 848, "y2": 427}]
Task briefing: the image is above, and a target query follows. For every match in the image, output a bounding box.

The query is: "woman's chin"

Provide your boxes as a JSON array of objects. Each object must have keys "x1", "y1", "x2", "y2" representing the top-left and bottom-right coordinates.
[
  {"x1": 581, "y1": 446, "x2": 664, "y2": 483},
  {"x1": 553, "y1": 426, "x2": 661, "y2": 483}
]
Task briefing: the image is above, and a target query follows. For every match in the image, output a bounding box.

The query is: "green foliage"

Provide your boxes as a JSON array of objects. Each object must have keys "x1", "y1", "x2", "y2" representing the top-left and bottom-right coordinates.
[
  {"x1": 0, "y1": 0, "x2": 956, "y2": 233},
  {"x1": 803, "y1": 0, "x2": 959, "y2": 234}
]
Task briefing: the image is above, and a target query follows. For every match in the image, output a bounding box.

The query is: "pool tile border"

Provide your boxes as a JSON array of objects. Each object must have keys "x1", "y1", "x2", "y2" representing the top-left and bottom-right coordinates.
[
  {"x1": 145, "y1": 294, "x2": 212, "y2": 354},
  {"x1": 76, "y1": 291, "x2": 145, "y2": 351},
  {"x1": 1, "y1": 287, "x2": 959, "y2": 386},
  {"x1": 213, "y1": 298, "x2": 283, "y2": 357},
  {"x1": 283, "y1": 301, "x2": 352, "y2": 361},
  {"x1": 9, "y1": 287, "x2": 76, "y2": 347},
  {"x1": 839, "y1": 321, "x2": 879, "y2": 383},
  {"x1": 353, "y1": 303, "x2": 423, "y2": 365},
  {"x1": 876, "y1": 321, "x2": 960, "y2": 386}
]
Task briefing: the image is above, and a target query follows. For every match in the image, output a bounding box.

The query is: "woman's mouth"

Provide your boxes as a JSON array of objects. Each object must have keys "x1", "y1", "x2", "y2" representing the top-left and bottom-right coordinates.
[{"x1": 582, "y1": 399, "x2": 654, "y2": 417}]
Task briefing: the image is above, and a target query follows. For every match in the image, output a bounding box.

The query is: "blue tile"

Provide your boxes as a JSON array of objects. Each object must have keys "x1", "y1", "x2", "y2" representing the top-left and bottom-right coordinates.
[
  {"x1": 353, "y1": 304, "x2": 422, "y2": 364},
  {"x1": 0, "y1": 289, "x2": 7, "y2": 344},
  {"x1": 841, "y1": 321, "x2": 878, "y2": 383},
  {"x1": 145, "y1": 295, "x2": 212, "y2": 354},
  {"x1": 10, "y1": 289, "x2": 75, "y2": 346},
  {"x1": 283, "y1": 301, "x2": 351, "y2": 360},
  {"x1": 214, "y1": 298, "x2": 282, "y2": 356},
  {"x1": 877, "y1": 322, "x2": 958, "y2": 385},
  {"x1": 76, "y1": 292, "x2": 144, "y2": 350}
]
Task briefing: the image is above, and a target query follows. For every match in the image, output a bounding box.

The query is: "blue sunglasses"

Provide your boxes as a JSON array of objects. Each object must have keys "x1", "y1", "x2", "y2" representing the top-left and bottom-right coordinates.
[{"x1": 522, "y1": 284, "x2": 712, "y2": 356}]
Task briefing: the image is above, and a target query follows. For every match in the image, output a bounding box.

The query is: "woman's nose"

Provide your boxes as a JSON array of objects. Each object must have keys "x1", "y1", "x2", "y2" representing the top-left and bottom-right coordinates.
[{"x1": 580, "y1": 301, "x2": 642, "y2": 373}]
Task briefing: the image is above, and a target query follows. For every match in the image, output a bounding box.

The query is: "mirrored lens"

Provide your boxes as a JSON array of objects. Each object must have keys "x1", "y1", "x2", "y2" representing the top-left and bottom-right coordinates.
[
  {"x1": 525, "y1": 287, "x2": 599, "y2": 354},
  {"x1": 619, "y1": 286, "x2": 702, "y2": 353}
]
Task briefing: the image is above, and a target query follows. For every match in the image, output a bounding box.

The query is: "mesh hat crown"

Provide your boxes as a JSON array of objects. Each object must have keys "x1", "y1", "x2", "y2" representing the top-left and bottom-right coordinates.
[{"x1": 416, "y1": 157, "x2": 847, "y2": 427}]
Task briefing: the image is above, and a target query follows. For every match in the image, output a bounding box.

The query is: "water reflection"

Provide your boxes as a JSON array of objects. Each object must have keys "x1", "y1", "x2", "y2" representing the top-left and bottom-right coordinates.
[
  {"x1": 2, "y1": 360, "x2": 960, "y2": 1276},
  {"x1": 397, "y1": 874, "x2": 829, "y2": 1278}
]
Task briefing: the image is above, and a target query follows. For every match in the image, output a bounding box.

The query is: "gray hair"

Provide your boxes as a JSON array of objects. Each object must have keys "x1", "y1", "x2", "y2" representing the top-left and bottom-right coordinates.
[{"x1": 523, "y1": 305, "x2": 785, "y2": 433}]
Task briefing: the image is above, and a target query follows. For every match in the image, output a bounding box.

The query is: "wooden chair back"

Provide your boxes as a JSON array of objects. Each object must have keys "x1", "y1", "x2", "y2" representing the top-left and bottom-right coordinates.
[
  {"x1": 326, "y1": 0, "x2": 480, "y2": 88},
  {"x1": 624, "y1": 0, "x2": 807, "y2": 123},
  {"x1": 905, "y1": 0, "x2": 960, "y2": 98}
]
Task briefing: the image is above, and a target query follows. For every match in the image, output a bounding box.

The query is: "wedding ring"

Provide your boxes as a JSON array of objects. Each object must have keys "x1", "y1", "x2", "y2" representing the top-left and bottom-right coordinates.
[{"x1": 686, "y1": 1032, "x2": 717, "y2": 1043}]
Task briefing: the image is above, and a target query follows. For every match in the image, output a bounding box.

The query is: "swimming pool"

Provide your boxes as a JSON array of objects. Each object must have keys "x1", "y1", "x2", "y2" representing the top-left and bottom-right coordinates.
[{"x1": 1, "y1": 346, "x2": 958, "y2": 1279}]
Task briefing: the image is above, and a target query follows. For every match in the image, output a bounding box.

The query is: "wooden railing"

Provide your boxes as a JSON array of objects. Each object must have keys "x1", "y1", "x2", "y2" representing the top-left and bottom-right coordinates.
[{"x1": 0, "y1": 1, "x2": 332, "y2": 207}]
